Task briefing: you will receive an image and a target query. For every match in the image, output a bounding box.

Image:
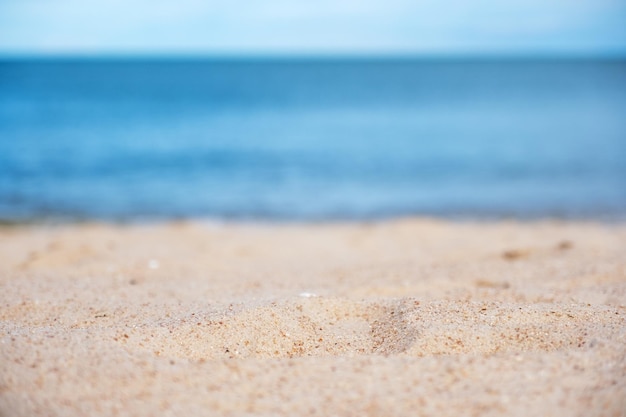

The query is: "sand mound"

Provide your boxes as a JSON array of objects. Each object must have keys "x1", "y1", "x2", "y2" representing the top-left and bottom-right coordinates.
[{"x1": 112, "y1": 297, "x2": 624, "y2": 361}]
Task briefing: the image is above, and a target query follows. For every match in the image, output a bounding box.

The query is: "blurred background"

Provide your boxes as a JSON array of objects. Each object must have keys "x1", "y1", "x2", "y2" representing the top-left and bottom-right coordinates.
[{"x1": 0, "y1": 0, "x2": 625, "y2": 222}]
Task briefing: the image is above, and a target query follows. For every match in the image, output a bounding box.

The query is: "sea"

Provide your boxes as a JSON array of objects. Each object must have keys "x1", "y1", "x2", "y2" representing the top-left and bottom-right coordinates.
[{"x1": 1, "y1": 58, "x2": 625, "y2": 222}]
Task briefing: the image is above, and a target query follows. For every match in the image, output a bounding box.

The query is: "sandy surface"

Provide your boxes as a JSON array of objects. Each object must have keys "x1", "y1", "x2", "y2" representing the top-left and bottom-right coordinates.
[{"x1": 0, "y1": 218, "x2": 625, "y2": 416}]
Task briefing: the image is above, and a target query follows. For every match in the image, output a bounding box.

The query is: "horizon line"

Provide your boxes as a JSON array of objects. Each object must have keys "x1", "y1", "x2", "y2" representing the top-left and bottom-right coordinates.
[{"x1": 2, "y1": 50, "x2": 626, "y2": 61}]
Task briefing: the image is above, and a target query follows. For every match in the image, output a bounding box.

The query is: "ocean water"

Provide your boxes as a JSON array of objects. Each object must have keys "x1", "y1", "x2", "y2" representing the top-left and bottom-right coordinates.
[{"x1": 0, "y1": 58, "x2": 625, "y2": 222}]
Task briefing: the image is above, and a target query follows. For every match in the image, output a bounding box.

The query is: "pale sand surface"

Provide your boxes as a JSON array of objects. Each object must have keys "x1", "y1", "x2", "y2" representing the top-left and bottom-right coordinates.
[{"x1": 0, "y1": 219, "x2": 625, "y2": 416}]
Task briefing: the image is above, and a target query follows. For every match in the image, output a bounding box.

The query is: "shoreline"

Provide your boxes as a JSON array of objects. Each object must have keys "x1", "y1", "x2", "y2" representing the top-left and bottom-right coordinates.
[
  {"x1": 2, "y1": 210, "x2": 626, "y2": 228},
  {"x1": 1, "y1": 218, "x2": 625, "y2": 416}
]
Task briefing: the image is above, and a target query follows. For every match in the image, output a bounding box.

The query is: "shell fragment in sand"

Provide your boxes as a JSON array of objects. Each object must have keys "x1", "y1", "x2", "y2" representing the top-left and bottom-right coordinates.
[{"x1": 298, "y1": 292, "x2": 317, "y2": 298}]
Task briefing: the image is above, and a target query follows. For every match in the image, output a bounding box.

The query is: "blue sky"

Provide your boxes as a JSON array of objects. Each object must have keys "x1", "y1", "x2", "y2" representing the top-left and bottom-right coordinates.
[{"x1": 1, "y1": 0, "x2": 625, "y2": 55}]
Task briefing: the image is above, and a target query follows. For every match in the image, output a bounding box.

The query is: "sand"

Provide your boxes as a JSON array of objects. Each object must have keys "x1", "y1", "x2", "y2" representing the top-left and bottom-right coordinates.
[{"x1": 0, "y1": 218, "x2": 625, "y2": 416}]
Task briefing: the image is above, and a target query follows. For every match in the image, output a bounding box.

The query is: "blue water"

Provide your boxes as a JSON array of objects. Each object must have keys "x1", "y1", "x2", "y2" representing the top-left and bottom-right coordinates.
[{"x1": 1, "y1": 58, "x2": 625, "y2": 221}]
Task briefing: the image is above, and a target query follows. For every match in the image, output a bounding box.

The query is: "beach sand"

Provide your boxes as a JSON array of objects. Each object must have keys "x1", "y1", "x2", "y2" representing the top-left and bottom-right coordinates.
[{"x1": 1, "y1": 219, "x2": 625, "y2": 416}]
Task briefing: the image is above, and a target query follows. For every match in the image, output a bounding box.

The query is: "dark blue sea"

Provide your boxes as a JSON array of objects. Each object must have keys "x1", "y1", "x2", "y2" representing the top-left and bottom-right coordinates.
[{"x1": 1, "y1": 58, "x2": 625, "y2": 222}]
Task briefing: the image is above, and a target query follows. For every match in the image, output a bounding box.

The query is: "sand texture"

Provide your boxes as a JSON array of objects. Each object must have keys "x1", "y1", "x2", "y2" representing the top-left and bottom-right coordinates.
[{"x1": 1, "y1": 219, "x2": 625, "y2": 416}]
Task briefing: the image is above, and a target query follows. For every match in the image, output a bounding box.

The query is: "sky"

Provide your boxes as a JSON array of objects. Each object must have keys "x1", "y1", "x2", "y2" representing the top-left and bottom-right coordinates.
[{"x1": 1, "y1": 0, "x2": 625, "y2": 56}]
